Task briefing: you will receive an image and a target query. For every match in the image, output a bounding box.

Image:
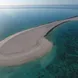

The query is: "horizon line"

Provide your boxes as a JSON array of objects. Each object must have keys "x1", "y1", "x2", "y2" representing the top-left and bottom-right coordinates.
[{"x1": 0, "y1": 4, "x2": 78, "y2": 6}]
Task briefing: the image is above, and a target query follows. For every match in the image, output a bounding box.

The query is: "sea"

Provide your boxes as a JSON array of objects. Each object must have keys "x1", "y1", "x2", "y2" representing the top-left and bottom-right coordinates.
[{"x1": 0, "y1": 5, "x2": 78, "y2": 78}]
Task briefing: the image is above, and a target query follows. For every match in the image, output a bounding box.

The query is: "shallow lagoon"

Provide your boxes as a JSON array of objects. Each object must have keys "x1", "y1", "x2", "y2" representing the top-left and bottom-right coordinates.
[{"x1": 0, "y1": 7, "x2": 78, "y2": 78}]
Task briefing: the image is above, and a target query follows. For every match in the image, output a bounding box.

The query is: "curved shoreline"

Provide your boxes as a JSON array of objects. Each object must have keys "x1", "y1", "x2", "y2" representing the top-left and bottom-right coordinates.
[{"x1": 0, "y1": 16, "x2": 78, "y2": 66}]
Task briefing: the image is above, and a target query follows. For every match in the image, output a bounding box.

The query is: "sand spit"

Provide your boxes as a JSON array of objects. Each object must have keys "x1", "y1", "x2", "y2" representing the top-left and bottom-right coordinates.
[{"x1": 0, "y1": 16, "x2": 78, "y2": 66}]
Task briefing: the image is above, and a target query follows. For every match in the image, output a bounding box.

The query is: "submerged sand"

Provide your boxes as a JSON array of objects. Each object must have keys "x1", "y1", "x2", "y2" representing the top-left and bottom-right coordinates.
[{"x1": 0, "y1": 16, "x2": 78, "y2": 66}]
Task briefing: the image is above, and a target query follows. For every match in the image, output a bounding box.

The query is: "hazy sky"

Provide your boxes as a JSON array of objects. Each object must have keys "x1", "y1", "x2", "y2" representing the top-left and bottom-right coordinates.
[{"x1": 0, "y1": 0, "x2": 78, "y2": 5}]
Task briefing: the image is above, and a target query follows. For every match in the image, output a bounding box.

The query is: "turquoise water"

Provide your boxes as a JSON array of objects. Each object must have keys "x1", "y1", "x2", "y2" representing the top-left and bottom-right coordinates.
[{"x1": 0, "y1": 8, "x2": 78, "y2": 78}]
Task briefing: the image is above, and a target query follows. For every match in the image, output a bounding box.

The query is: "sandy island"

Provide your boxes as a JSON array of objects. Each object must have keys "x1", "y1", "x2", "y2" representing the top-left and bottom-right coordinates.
[{"x1": 0, "y1": 16, "x2": 78, "y2": 66}]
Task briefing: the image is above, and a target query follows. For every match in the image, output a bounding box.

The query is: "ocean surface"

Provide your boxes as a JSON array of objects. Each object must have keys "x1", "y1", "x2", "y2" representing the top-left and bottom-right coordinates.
[{"x1": 0, "y1": 6, "x2": 78, "y2": 78}]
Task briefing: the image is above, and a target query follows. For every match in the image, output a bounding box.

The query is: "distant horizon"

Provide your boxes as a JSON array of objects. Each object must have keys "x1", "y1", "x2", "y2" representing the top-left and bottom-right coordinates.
[
  {"x1": 0, "y1": 5, "x2": 78, "y2": 9},
  {"x1": 0, "y1": 4, "x2": 78, "y2": 6}
]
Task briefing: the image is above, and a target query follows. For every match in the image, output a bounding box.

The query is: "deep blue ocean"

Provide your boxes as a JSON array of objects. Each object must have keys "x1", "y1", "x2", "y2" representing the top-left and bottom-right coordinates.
[{"x1": 0, "y1": 6, "x2": 78, "y2": 78}]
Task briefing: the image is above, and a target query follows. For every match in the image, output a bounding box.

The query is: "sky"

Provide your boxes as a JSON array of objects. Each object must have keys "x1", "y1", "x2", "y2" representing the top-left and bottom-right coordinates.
[{"x1": 0, "y1": 0, "x2": 78, "y2": 5}]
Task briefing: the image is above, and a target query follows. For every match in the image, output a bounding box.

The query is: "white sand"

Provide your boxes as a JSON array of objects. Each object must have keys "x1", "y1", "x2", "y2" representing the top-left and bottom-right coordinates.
[
  {"x1": 0, "y1": 37, "x2": 52, "y2": 66},
  {"x1": 0, "y1": 16, "x2": 78, "y2": 66}
]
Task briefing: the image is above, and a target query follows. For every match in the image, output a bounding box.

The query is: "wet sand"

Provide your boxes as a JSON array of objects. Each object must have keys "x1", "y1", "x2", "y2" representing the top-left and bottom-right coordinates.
[{"x1": 0, "y1": 16, "x2": 78, "y2": 66}]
